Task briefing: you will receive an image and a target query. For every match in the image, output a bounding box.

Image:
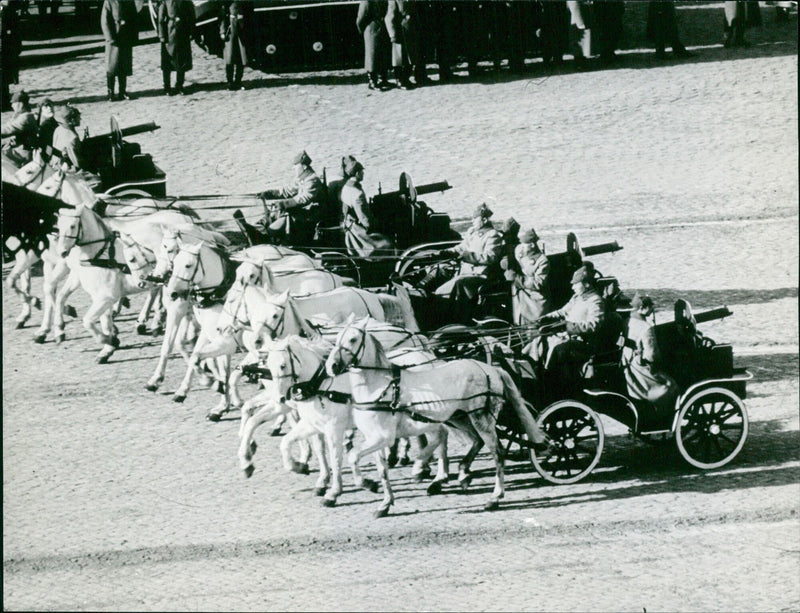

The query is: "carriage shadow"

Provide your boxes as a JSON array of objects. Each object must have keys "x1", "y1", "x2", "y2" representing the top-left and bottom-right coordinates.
[{"x1": 633, "y1": 287, "x2": 797, "y2": 310}]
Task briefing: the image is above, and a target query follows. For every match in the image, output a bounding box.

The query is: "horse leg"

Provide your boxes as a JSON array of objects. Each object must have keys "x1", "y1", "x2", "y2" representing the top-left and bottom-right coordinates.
[
  {"x1": 35, "y1": 257, "x2": 64, "y2": 343},
  {"x1": 52, "y1": 266, "x2": 80, "y2": 344},
  {"x1": 279, "y1": 415, "x2": 317, "y2": 475},
  {"x1": 146, "y1": 298, "x2": 188, "y2": 392},
  {"x1": 321, "y1": 410, "x2": 349, "y2": 506},
  {"x1": 7, "y1": 253, "x2": 34, "y2": 328},
  {"x1": 136, "y1": 287, "x2": 155, "y2": 335},
  {"x1": 237, "y1": 400, "x2": 284, "y2": 478},
  {"x1": 309, "y1": 431, "x2": 329, "y2": 497},
  {"x1": 82, "y1": 294, "x2": 119, "y2": 363},
  {"x1": 353, "y1": 424, "x2": 397, "y2": 517},
  {"x1": 471, "y1": 412, "x2": 505, "y2": 511},
  {"x1": 449, "y1": 415, "x2": 484, "y2": 492}
]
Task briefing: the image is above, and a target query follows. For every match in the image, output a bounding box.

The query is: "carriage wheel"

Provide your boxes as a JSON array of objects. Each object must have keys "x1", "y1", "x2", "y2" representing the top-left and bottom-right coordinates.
[
  {"x1": 675, "y1": 387, "x2": 748, "y2": 470},
  {"x1": 395, "y1": 248, "x2": 457, "y2": 285},
  {"x1": 531, "y1": 400, "x2": 604, "y2": 485}
]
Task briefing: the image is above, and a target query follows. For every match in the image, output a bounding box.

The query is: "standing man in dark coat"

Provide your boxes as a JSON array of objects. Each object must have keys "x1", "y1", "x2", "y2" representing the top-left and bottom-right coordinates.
[
  {"x1": 646, "y1": 1, "x2": 693, "y2": 59},
  {"x1": 101, "y1": 0, "x2": 138, "y2": 101},
  {"x1": 594, "y1": 0, "x2": 625, "y2": 65},
  {"x1": 158, "y1": 0, "x2": 194, "y2": 95},
  {"x1": 356, "y1": 0, "x2": 390, "y2": 91},
  {"x1": 1, "y1": 0, "x2": 22, "y2": 112},
  {"x1": 220, "y1": 1, "x2": 249, "y2": 90},
  {"x1": 538, "y1": 1, "x2": 569, "y2": 66},
  {"x1": 723, "y1": 1, "x2": 761, "y2": 48},
  {"x1": 385, "y1": 0, "x2": 419, "y2": 89}
]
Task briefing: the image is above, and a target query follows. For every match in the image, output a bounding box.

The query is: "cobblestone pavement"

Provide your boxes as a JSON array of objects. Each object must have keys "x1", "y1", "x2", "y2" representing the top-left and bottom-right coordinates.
[{"x1": 3, "y1": 6, "x2": 799, "y2": 611}]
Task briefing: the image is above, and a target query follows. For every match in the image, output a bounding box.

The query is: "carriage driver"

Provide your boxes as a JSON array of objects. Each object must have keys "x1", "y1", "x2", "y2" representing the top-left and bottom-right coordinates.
[
  {"x1": 505, "y1": 227, "x2": 552, "y2": 325},
  {"x1": 534, "y1": 263, "x2": 605, "y2": 395},
  {"x1": 233, "y1": 150, "x2": 324, "y2": 246},
  {"x1": 435, "y1": 203, "x2": 505, "y2": 324}
]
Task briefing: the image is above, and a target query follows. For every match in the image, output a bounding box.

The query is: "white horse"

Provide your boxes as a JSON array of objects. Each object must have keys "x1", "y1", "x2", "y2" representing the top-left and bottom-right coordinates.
[
  {"x1": 237, "y1": 318, "x2": 438, "y2": 507},
  {"x1": 148, "y1": 239, "x2": 328, "y2": 412},
  {"x1": 325, "y1": 318, "x2": 550, "y2": 516},
  {"x1": 54, "y1": 203, "x2": 198, "y2": 362}
]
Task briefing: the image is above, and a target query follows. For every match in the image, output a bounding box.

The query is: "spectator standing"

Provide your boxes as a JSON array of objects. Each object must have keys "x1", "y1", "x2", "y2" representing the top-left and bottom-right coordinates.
[
  {"x1": 158, "y1": 0, "x2": 194, "y2": 95},
  {"x1": 385, "y1": 0, "x2": 420, "y2": 89},
  {"x1": 594, "y1": 0, "x2": 624, "y2": 65},
  {"x1": 1, "y1": 0, "x2": 22, "y2": 112},
  {"x1": 356, "y1": 0, "x2": 391, "y2": 91},
  {"x1": 219, "y1": 1, "x2": 249, "y2": 90},
  {"x1": 566, "y1": 1, "x2": 591, "y2": 68},
  {"x1": 101, "y1": 0, "x2": 138, "y2": 101},
  {"x1": 538, "y1": 0, "x2": 569, "y2": 66},
  {"x1": 647, "y1": 1, "x2": 694, "y2": 59},
  {"x1": 723, "y1": 0, "x2": 761, "y2": 48}
]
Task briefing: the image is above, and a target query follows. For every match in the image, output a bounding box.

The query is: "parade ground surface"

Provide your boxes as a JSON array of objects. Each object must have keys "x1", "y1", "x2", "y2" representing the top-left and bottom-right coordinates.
[{"x1": 3, "y1": 7, "x2": 799, "y2": 612}]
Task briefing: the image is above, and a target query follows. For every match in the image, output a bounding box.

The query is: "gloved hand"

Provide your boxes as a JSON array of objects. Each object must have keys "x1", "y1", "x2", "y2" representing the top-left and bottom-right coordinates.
[{"x1": 504, "y1": 269, "x2": 517, "y2": 282}]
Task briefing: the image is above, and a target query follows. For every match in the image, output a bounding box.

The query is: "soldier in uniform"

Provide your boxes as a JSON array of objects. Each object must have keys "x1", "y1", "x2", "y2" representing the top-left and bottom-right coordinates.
[
  {"x1": 536, "y1": 263, "x2": 605, "y2": 395},
  {"x1": 385, "y1": 0, "x2": 419, "y2": 89},
  {"x1": 341, "y1": 156, "x2": 392, "y2": 256},
  {"x1": 36, "y1": 97, "x2": 57, "y2": 150},
  {"x1": 356, "y1": 0, "x2": 391, "y2": 91},
  {"x1": 51, "y1": 105, "x2": 88, "y2": 171},
  {"x1": 1, "y1": 0, "x2": 22, "y2": 112},
  {"x1": 506, "y1": 227, "x2": 551, "y2": 325},
  {"x1": 723, "y1": 0, "x2": 761, "y2": 48},
  {"x1": 435, "y1": 203, "x2": 504, "y2": 325},
  {"x1": 158, "y1": 0, "x2": 194, "y2": 95},
  {"x1": 234, "y1": 150, "x2": 324, "y2": 246},
  {"x1": 538, "y1": 0, "x2": 569, "y2": 66},
  {"x1": 1, "y1": 90, "x2": 37, "y2": 163},
  {"x1": 101, "y1": 0, "x2": 138, "y2": 101}
]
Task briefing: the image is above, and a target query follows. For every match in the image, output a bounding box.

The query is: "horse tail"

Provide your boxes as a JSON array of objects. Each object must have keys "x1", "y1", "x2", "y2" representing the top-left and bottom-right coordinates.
[
  {"x1": 174, "y1": 203, "x2": 200, "y2": 219},
  {"x1": 497, "y1": 368, "x2": 547, "y2": 445},
  {"x1": 390, "y1": 283, "x2": 420, "y2": 332}
]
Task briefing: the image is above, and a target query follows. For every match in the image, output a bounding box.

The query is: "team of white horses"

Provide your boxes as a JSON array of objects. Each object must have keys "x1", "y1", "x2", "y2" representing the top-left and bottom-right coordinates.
[{"x1": 4, "y1": 156, "x2": 548, "y2": 517}]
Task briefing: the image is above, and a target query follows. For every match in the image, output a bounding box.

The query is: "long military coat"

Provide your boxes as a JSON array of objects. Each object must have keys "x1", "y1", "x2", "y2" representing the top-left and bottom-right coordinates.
[
  {"x1": 356, "y1": 0, "x2": 389, "y2": 73},
  {"x1": 158, "y1": 0, "x2": 194, "y2": 72},
  {"x1": 511, "y1": 247, "x2": 551, "y2": 324},
  {"x1": 101, "y1": 0, "x2": 138, "y2": 76},
  {"x1": 220, "y1": 1, "x2": 248, "y2": 66}
]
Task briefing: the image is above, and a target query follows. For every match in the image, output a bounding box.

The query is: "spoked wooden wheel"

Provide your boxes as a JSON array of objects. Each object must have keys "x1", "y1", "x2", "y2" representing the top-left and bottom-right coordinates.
[
  {"x1": 531, "y1": 400, "x2": 604, "y2": 484},
  {"x1": 429, "y1": 324, "x2": 492, "y2": 362},
  {"x1": 675, "y1": 387, "x2": 748, "y2": 469}
]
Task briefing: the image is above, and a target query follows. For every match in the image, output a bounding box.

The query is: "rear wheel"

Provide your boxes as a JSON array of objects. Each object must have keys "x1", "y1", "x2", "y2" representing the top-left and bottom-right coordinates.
[
  {"x1": 675, "y1": 387, "x2": 748, "y2": 469},
  {"x1": 531, "y1": 400, "x2": 604, "y2": 484}
]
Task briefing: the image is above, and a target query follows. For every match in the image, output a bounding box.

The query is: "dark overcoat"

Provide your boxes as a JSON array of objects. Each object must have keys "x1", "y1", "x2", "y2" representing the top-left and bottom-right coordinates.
[
  {"x1": 356, "y1": 0, "x2": 389, "y2": 73},
  {"x1": 158, "y1": 0, "x2": 194, "y2": 72},
  {"x1": 1, "y1": 2, "x2": 22, "y2": 84},
  {"x1": 101, "y1": 0, "x2": 138, "y2": 76},
  {"x1": 220, "y1": 1, "x2": 249, "y2": 66}
]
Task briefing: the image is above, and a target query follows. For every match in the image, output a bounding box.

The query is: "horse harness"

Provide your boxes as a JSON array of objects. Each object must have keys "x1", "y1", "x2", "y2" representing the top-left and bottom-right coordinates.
[{"x1": 61, "y1": 213, "x2": 131, "y2": 274}]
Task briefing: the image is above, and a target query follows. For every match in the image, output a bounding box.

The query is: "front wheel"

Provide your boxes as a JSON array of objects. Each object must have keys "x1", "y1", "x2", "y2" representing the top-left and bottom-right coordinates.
[
  {"x1": 531, "y1": 400, "x2": 604, "y2": 484},
  {"x1": 675, "y1": 387, "x2": 748, "y2": 470}
]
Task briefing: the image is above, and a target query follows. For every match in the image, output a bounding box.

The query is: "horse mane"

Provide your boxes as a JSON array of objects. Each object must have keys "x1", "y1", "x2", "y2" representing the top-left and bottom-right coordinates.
[
  {"x1": 173, "y1": 223, "x2": 230, "y2": 247},
  {"x1": 273, "y1": 335, "x2": 333, "y2": 360},
  {"x1": 173, "y1": 204, "x2": 199, "y2": 219}
]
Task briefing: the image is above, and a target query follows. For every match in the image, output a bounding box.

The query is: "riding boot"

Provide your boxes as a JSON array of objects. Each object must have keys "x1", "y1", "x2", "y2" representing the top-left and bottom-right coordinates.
[
  {"x1": 394, "y1": 66, "x2": 413, "y2": 90},
  {"x1": 162, "y1": 70, "x2": 172, "y2": 95},
  {"x1": 367, "y1": 72, "x2": 381, "y2": 90},
  {"x1": 225, "y1": 64, "x2": 235, "y2": 90},
  {"x1": 118, "y1": 75, "x2": 130, "y2": 100},
  {"x1": 233, "y1": 64, "x2": 243, "y2": 89},
  {"x1": 106, "y1": 74, "x2": 115, "y2": 101},
  {"x1": 175, "y1": 71, "x2": 186, "y2": 94},
  {"x1": 733, "y1": 16, "x2": 749, "y2": 47}
]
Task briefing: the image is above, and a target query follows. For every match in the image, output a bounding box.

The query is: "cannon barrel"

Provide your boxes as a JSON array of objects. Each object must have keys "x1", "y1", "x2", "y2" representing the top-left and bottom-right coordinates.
[
  {"x1": 582, "y1": 240, "x2": 622, "y2": 257},
  {"x1": 84, "y1": 122, "x2": 161, "y2": 146},
  {"x1": 694, "y1": 306, "x2": 733, "y2": 324},
  {"x1": 372, "y1": 180, "x2": 452, "y2": 202}
]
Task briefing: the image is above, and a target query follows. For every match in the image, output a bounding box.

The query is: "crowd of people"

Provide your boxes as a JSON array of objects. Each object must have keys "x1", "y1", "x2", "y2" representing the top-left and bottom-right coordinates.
[{"x1": 1, "y1": 0, "x2": 771, "y2": 108}]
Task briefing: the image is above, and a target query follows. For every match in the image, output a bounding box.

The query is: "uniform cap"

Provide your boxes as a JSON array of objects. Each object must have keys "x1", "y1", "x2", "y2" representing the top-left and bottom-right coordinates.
[
  {"x1": 11, "y1": 90, "x2": 29, "y2": 104},
  {"x1": 502, "y1": 217, "x2": 520, "y2": 235},
  {"x1": 39, "y1": 98, "x2": 54, "y2": 109},
  {"x1": 292, "y1": 150, "x2": 312, "y2": 165},
  {"x1": 631, "y1": 292, "x2": 654, "y2": 311},
  {"x1": 473, "y1": 203, "x2": 493, "y2": 219},
  {"x1": 571, "y1": 265, "x2": 594, "y2": 285},
  {"x1": 520, "y1": 228, "x2": 539, "y2": 244},
  {"x1": 343, "y1": 156, "x2": 363, "y2": 177}
]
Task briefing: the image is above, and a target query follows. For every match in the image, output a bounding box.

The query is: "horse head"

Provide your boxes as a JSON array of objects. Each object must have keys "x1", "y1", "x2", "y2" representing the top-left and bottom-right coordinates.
[
  {"x1": 151, "y1": 227, "x2": 180, "y2": 282},
  {"x1": 166, "y1": 239, "x2": 202, "y2": 300},
  {"x1": 56, "y1": 203, "x2": 85, "y2": 257},
  {"x1": 119, "y1": 232, "x2": 153, "y2": 288},
  {"x1": 325, "y1": 314, "x2": 370, "y2": 376},
  {"x1": 250, "y1": 289, "x2": 291, "y2": 341},
  {"x1": 235, "y1": 258, "x2": 263, "y2": 288}
]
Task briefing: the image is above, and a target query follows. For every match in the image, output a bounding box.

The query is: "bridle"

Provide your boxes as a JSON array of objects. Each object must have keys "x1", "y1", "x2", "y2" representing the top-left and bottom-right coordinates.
[
  {"x1": 261, "y1": 302, "x2": 287, "y2": 340},
  {"x1": 332, "y1": 325, "x2": 367, "y2": 372}
]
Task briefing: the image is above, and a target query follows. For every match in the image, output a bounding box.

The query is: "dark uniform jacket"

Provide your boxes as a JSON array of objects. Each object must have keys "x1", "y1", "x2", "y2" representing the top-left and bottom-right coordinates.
[
  {"x1": 159, "y1": 0, "x2": 194, "y2": 72},
  {"x1": 220, "y1": 1, "x2": 249, "y2": 66},
  {"x1": 101, "y1": 0, "x2": 138, "y2": 76}
]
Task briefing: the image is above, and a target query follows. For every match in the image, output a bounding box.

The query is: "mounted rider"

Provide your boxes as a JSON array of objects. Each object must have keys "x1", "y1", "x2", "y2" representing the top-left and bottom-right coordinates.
[
  {"x1": 435, "y1": 202, "x2": 504, "y2": 324},
  {"x1": 234, "y1": 150, "x2": 324, "y2": 246}
]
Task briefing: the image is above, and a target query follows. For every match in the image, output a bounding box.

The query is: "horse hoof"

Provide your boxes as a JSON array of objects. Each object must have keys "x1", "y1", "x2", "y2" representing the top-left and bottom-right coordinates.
[
  {"x1": 15, "y1": 319, "x2": 28, "y2": 330},
  {"x1": 33, "y1": 333, "x2": 46, "y2": 344},
  {"x1": 458, "y1": 476, "x2": 472, "y2": 493},
  {"x1": 244, "y1": 465, "x2": 254, "y2": 479},
  {"x1": 144, "y1": 382, "x2": 159, "y2": 392},
  {"x1": 399, "y1": 456, "x2": 412, "y2": 467},
  {"x1": 484, "y1": 499, "x2": 500, "y2": 512},
  {"x1": 413, "y1": 466, "x2": 432, "y2": 482},
  {"x1": 322, "y1": 497, "x2": 337, "y2": 508},
  {"x1": 97, "y1": 354, "x2": 110, "y2": 365},
  {"x1": 387, "y1": 454, "x2": 399, "y2": 468},
  {"x1": 250, "y1": 441, "x2": 258, "y2": 455},
  {"x1": 361, "y1": 478, "x2": 380, "y2": 494},
  {"x1": 373, "y1": 506, "x2": 391, "y2": 519},
  {"x1": 136, "y1": 324, "x2": 148, "y2": 335},
  {"x1": 426, "y1": 481, "x2": 444, "y2": 496},
  {"x1": 65, "y1": 305, "x2": 78, "y2": 318},
  {"x1": 213, "y1": 381, "x2": 225, "y2": 394},
  {"x1": 314, "y1": 486, "x2": 327, "y2": 497},
  {"x1": 173, "y1": 394, "x2": 186, "y2": 403},
  {"x1": 299, "y1": 463, "x2": 310, "y2": 475},
  {"x1": 110, "y1": 336, "x2": 121, "y2": 349},
  {"x1": 150, "y1": 326, "x2": 163, "y2": 337},
  {"x1": 33, "y1": 297, "x2": 42, "y2": 310},
  {"x1": 120, "y1": 297, "x2": 131, "y2": 309},
  {"x1": 270, "y1": 427, "x2": 282, "y2": 437},
  {"x1": 55, "y1": 333, "x2": 65, "y2": 344},
  {"x1": 206, "y1": 412, "x2": 222, "y2": 422}
]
